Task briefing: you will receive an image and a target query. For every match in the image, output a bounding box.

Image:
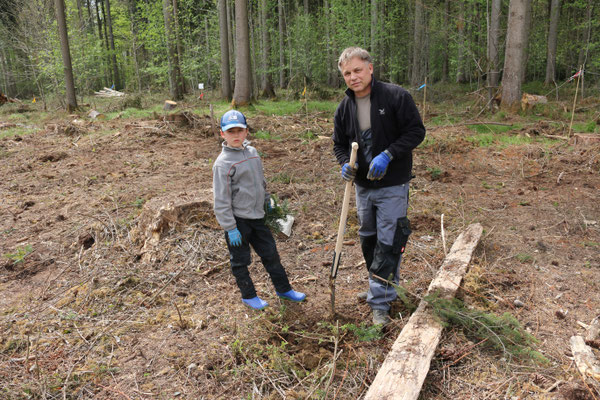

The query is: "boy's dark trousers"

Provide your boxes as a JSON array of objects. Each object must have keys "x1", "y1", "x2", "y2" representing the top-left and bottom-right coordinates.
[{"x1": 226, "y1": 217, "x2": 292, "y2": 299}]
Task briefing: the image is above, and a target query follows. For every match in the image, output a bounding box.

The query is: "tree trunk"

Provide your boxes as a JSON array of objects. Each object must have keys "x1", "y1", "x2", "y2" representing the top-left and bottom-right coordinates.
[
  {"x1": 85, "y1": 0, "x2": 93, "y2": 33},
  {"x1": 324, "y1": 0, "x2": 335, "y2": 86},
  {"x1": 441, "y1": 0, "x2": 450, "y2": 82},
  {"x1": 204, "y1": 17, "x2": 212, "y2": 89},
  {"x1": 218, "y1": 0, "x2": 232, "y2": 99},
  {"x1": 172, "y1": 0, "x2": 186, "y2": 94},
  {"x1": 95, "y1": 0, "x2": 102, "y2": 40},
  {"x1": 278, "y1": 0, "x2": 285, "y2": 88},
  {"x1": 127, "y1": 0, "x2": 142, "y2": 91},
  {"x1": 411, "y1": 0, "x2": 425, "y2": 87},
  {"x1": 456, "y1": 0, "x2": 467, "y2": 83},
  {"x1": 0, "y1": 47, "x2": 9, "y2": 95},
  {"x1": 100, "y1": 0, "x2": 113, "y2": 87},
  {"x1": 163, "y1": 0, "x2": 183, "y2": 100},
  {"x1": 520, "y1": 0, "x2": 532, "y2": 83},
  {"x1": 371, "y1": 0, "x2": 379, "y2": 78},
  {"x1": 104, "y1": 0, "x2": 121, "y2": 90},
  {"x1": 75, "y1": 0, "x2": 84, "y2": 31},
  {"x1": 249, "y1": 5, "x2": 258, "y2": 96},
  {"x1": 233, "y1": 0, "x2": 252, "y2": 106},
  {"x1": 577, "y1": 0, "x2": 593, "y2": 98},
  {"x1": 260, "y1": 0, "x2": 275, "y2": 97},
  {"x1": 54, "y1": 0, "x2": 78, "y2": 112},
  {"x1": 544, "y1": 0, "x2": 560, "y2": 85},
  {"x1": 227, "y1": 0, "x2": 234, "y2": 64},
  {"x1": 501, "y1": 0, "x2": 532, "y2": 111},
  {"x1": 487, "y1": 0, "x2": 501, "y2": 109}
]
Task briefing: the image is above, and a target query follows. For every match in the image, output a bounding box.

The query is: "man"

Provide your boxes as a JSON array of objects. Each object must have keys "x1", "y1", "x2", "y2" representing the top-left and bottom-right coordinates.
[{"x1": 332, "y1": 47, "x2": 425, "y2": 325}]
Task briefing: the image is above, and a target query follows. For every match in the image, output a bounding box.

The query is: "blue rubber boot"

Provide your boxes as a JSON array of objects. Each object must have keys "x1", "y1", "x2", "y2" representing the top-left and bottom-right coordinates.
[
  {"x1": 242, "y1": 296, "x2": 268, "y2": 310},
  {"x1": 276, "y1": 290, "x2": 306, "y2": 302}
]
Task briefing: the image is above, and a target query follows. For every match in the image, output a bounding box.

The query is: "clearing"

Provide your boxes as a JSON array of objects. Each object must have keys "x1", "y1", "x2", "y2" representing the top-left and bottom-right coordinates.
[{"x1": 1, "y1": 98, "x2": 599, "y2": 399}]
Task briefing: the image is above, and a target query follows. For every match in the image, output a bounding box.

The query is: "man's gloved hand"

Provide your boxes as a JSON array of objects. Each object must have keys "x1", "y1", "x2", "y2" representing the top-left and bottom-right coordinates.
[
  {"x1": 341, "y1": 162, "x2": 358, "y2": 181},
  {"x1": 227, "y1": 228, "x2": 242, "y2": 247},
  {"x1": 265, "y1": 198, "x2": 273, "y2": 213},
  {"x1": 367, "y1": 151, "x2": 392, "y2": 180}
]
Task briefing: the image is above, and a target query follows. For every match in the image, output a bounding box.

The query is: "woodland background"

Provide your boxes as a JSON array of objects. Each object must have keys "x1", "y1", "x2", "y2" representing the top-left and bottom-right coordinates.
[{"x1": 0, "y1": 0, "x2": 598, "y2": 110}]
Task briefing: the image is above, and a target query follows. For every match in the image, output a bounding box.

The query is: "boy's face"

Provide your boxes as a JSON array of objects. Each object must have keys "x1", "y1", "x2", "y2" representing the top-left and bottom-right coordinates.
[{"x1": 220, "y1": 127, "x2": 248, "y2": 148}]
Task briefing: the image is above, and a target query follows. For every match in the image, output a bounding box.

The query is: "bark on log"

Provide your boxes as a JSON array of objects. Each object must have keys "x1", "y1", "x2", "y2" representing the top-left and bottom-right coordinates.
[
  {"x1": 586, "y1": 317, "x2": 600, "y2": 342},
  {"x1": 570, "y1": 335, "x2": 600, "y2": 381},
  {"x1": 364, "y1": 223, "x2": 483, "y2": 400}
]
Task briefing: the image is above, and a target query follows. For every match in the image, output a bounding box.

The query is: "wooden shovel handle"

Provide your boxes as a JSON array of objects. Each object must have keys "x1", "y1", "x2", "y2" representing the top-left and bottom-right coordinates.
[{"x1": 331, "y1": 142, "x2": 359, "y2": 278}]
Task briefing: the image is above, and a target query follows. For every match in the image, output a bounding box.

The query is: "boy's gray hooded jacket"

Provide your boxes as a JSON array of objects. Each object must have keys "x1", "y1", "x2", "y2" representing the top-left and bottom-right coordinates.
[{"x1": 212, "y1": 140, "x2": 269, "y2": 231}]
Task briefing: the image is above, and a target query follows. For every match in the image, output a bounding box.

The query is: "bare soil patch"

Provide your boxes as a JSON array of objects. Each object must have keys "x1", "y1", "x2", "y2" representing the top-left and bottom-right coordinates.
[{"x1": 1, "y1": 110, "x2": 599, "y2": 398}]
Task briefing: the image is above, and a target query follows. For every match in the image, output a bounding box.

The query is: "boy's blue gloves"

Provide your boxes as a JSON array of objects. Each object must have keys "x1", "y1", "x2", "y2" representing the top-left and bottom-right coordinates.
[
  {"x1": 227, "y1": 228, "x2": 242, "y2": 247},
  {"x1": 341, "y1": 162, "x2": 358, "y2": 181},
  {"x1": 367, "y1": 151, "x2": 392, "y2": 180}
]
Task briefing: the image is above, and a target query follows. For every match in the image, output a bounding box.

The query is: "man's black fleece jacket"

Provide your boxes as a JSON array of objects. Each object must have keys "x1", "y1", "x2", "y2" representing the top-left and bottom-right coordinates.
[{"x1": 332, "y1": 77, "x2": 426, "y2": 188}]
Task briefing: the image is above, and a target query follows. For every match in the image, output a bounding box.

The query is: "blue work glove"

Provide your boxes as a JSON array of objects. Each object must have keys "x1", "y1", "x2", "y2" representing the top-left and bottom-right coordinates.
[
  {"x1": 341, "y1": 162, "x2": 358, "y2": 181},
  {"x1": 227, "y1": 228, "x2": 242, "y2": 247},
  {"x1": 367, "y1": 151, "x2": 392, "y2": 180}
]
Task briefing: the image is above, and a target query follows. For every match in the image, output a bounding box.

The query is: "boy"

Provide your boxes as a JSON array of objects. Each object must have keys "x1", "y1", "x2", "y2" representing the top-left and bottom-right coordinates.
[{"x1": 212, "y1": 110, "x2": 306, "y2": 310}]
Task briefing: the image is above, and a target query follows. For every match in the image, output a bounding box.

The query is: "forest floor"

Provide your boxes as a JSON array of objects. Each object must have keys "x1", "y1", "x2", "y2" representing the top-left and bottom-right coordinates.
[{"x1": 1, "y1": 96, "x2": 599, "y2": 399}]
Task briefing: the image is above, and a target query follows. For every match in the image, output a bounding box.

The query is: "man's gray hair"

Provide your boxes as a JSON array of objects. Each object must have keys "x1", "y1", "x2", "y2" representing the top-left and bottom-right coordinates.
[{"x1": 338, "y1": 47, "x2": 372, "y2": 71}]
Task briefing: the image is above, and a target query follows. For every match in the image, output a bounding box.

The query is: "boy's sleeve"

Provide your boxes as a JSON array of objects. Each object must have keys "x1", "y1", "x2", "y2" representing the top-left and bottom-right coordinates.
[
  {"x1": 260, "y1": 157, "x2": 270, "y2": 205},
  {"x1": 212, "y1": 165, "x2": 237, "y2": 231}
]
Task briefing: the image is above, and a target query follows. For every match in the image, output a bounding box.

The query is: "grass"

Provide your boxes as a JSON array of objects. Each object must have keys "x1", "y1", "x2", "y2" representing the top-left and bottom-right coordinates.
[
  {"x1": 515, "y1": 253, "x2": 533, "y2": 263},
  {"x1": 465, "y1": 131, "x2": 542, "y2": 148},
  {"x1": 0, "y1": 126, "x2": 39, "y2": 139},
  {"x1": 3, "y1": 244, "x2": 33, "y2": 264},
  {"x1": 105, "y1": 106, "x2": 162, "y2": 120},
  {"x1": 253, "y1": 130, "x2": 282, "y2": 141},
  {"x1": 572, "y1": 120, "x2": 599, "y2": 133},
  {"x1": 467, "y1": 123, "x2": 517, "y2": 134},
  {"x1": 252, "y1": 100, "x2": 337, "y2": 116}
]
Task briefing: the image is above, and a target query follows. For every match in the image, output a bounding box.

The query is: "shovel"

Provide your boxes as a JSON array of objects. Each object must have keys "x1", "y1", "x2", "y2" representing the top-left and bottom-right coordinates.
[{"x1": 330, "y1": 142, "x2": 359, "y2": 317}]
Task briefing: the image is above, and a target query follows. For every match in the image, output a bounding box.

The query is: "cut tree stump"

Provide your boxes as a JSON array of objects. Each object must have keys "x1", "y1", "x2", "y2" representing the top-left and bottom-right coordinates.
[
  {"x1": 163, "y1": 100, "x2": 177, "y2": 111},
  {"x1": 364, "y1": 223, "x2": 483, "y2": 400},
  {"x1": 570, "y1": 336, "x2": 600, "y2": 381},
  {"x1": 131, "y1": 190, "x2": 219, "y2": 262}
]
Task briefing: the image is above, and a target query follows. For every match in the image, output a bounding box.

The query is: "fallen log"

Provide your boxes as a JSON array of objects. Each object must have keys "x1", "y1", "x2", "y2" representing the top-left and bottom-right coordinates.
[
  {"x1": 364, "y1": 223, "x2": 483, "y2": 400},
  {"x1": 94, "y1": 87, "x2": 125, "y2": 97},
  {"x1": 570, "y1": 335, "x2": 600, "y2": 381},
  {"x1": 586, "y1": 317, "x2": 600, "y2": 342}
]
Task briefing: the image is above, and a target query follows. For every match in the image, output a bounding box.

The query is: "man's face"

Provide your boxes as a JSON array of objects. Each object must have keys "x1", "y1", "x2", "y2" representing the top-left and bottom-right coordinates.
[
  {"x1": 220, "y1": 127, "x2": 248, "y2": 148},
  {"x1": 340, "y1": 57, "x2": 373, "y2": 97}
]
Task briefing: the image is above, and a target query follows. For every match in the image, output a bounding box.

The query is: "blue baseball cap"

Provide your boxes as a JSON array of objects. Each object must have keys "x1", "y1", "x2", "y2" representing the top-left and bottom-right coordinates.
[{"x1": 220, "y1": 110, "x2": 247, "y2": 131}]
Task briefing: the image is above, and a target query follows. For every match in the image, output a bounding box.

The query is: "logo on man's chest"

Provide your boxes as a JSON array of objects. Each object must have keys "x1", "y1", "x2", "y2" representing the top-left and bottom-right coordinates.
[{"x1": 379, "y1": 108, "x2": 385, "y2": 115}]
